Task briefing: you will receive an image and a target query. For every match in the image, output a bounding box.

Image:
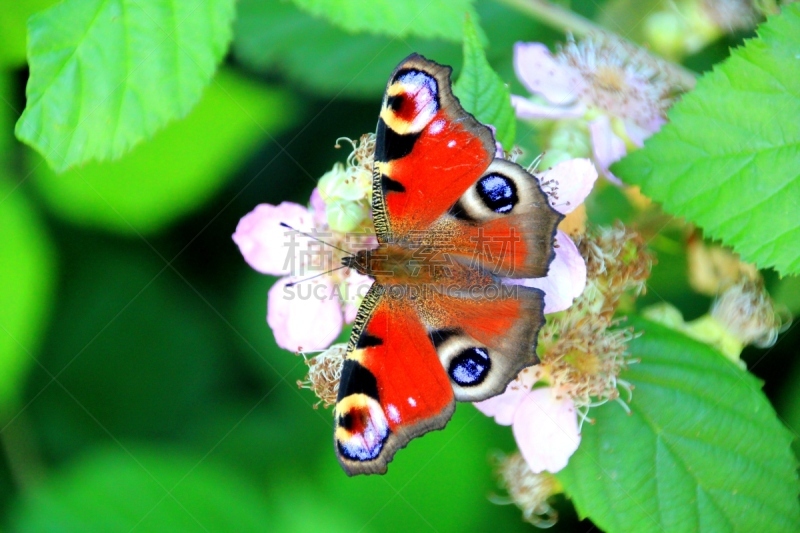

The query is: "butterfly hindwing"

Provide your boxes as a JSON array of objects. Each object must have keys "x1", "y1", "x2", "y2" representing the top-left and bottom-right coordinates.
[
  {"x1": 372, "y1": 54, "x2": 495, "y2": 241},
  {"x1": 334, "y1": 279, "x2": 546, "y2": 474},
  {"x1": 335, "y1": 284, "x2": 455, "y2": 476},
  {"x1": 421, "y1": 283, "x2": 545, "y2": 402},
  {"x1": 440, "y1": 158, "x2": 564, "y2": 279}
]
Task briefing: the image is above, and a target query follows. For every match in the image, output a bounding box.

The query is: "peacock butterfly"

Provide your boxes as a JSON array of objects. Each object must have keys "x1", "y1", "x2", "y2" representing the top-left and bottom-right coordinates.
[{"x1": 334, "y1": 54, "x2": 562, "y2": 475}]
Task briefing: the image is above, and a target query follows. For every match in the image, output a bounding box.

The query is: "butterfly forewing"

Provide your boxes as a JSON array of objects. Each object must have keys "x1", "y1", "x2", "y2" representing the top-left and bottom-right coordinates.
[{"x1": 372, "y1": 54, "x2": 495, "y2": 241}]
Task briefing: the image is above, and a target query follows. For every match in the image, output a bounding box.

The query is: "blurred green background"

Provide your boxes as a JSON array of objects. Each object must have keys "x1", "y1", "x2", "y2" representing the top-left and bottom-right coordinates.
[{"x1": 1, "y1": 0, "x2": 798, "y2": 531}]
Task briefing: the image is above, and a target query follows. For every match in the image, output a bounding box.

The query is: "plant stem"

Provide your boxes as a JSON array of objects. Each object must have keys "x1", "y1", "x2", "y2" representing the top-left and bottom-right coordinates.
[
  {"x1": 494, "y1": 0, "x2": 698, "y2": 89},
  {"x1": 499, "y1": 0, "x2": 600, "y2": 37}
]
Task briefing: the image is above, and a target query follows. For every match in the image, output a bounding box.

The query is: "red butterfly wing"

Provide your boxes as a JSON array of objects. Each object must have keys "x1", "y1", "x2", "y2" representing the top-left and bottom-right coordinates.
[
  {"x1": 421, "y1": 283, "x2": 545, "y2": 403},
  {"x1": 334, "y1": 285, "x2": 455, "y2": 476},
  {"x1": 434, "y1": 158, "x2": 563, "y2": 279},
  {"x1": 333, "y1": 55, "x2": 561, "y2": 476},
  {"x1": 372, "y1": 54, "x2": 495, "y2": 241}
]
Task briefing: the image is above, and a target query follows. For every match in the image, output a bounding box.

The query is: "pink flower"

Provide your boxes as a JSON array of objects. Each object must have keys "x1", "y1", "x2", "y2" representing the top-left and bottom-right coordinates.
[
  {"x1": 511, "y1": 38, "x2": 672, "y2": 182},
  {"x1": 588, "y1": 116, "x2": 628, "y2": 183},
  {"x1": 476, "y1": 373, "x2": 580, "y2": 473},
  {"x1": 234, "y1": 198, "x2": 362, "y2": 352},
  {"x1": 512, "y1": 390, "x2": 580, "y2": 473},
  {"x1": 232, "y1": 202, "x2": 313, "y2": 275},
  {"x1": 267, "y1": 276, "x2": 344, "y2": 352}
]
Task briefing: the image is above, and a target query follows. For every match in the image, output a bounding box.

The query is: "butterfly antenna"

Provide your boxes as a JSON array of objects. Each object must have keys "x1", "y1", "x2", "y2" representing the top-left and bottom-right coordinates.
[
  {"x1": 285, "y1": 266, "x2": 347, "y2": 288},
  {"x1": 279, "y1": 222, "x2": 352, "y2": 255}
]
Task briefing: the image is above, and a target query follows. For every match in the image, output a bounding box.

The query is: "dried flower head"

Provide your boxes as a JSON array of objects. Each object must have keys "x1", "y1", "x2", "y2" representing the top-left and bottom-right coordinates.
[
  {"x1": 297, "y1": 344, "x2": 348, "y2": 408},
  {"x1": 540, "y1": 314, "x2": 636, "y2": 413},
  {"x1": 687, "y1": 236, "x2": 759, "y2": 296},
  {"x1": 712, "y1": 278, "x2": 788, "y2": 348},
  {"x1": 575, "y1": 222, "x2": 653, "y2": 320},
  {"x1": 494, "y1": 452, "x2": 561, "y2": 528},
  {"x1": 538, "y1": 224, "x2": 651, "y2": 413}
]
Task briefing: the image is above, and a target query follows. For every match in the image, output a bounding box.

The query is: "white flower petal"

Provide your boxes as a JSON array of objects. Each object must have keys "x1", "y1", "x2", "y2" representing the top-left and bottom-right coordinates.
[
  {"x1": 589, "y1": 116, "x2": 627, "y2": 184},
  {"x1": 473, "y1": 366, "x2": 543, "y2": 425},
  {"x1": 511, "y1": 95, "x2": 585, "y2": 120},
  {"x1": 512, "y1": 388, "x2": 581, "y2": 473},
  {"x1": 514, "y1": 42, "x2": 584, "y2": 106},
  {"x1": 537, "y1": 158, "x2": 598, "y2": 214},
  {"x1": 267, "y1": 277, "x2": 343, "y2": 352},
  {"x1": 232, "y1": 202, "x2": 313, "y2": 275},
  {"x1": 474, "y1": 384, "x2": 529, "y2": 426}
]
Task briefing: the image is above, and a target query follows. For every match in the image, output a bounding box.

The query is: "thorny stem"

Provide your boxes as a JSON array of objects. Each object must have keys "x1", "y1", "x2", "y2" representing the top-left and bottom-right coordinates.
[{"x1": 494, "y1": 0, "x2": 698, "y2": 89}]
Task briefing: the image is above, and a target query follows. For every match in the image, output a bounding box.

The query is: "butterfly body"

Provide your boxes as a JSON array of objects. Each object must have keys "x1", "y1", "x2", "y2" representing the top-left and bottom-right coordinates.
[{"x1": 334, "y1": 54, "x2": 562, "y2": 476}]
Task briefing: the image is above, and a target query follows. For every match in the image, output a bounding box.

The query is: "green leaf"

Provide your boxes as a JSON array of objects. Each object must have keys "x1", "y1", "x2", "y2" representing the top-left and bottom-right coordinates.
[
  {"x1": 289, "y1": 0, "x2": 477, "y2": 42},
  {"x1": 16, "y1": 0, "x2": 235, "y2": 172},
  {"x1": 557, "y1": 317, "x2": 800, "y2": 532},
  {"x1": 29, "y1": 69, "x2": 296, "y2": 235},
  {"x1": 9, "y1": 447, "x2": 278, "y2": 532},
  {"x1": 453, "y1": 16, "x2": 515, "y2": 149},
  {"x1": 0, "y1": 0, "x2": 59, "y2": 67},
  {"x1": 232, "y1": 0, "x2": 547, "y2": 98},
  {"x1": 0, "y1": 176, "x2": 55, "y2": 412},
  {"x1": 613, "y1": 6, "x2": 800, "y2": 275}
]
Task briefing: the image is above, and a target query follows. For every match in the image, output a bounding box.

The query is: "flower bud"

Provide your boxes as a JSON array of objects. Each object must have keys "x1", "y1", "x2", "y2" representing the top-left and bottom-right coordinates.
[
  {"x1": 325, "y1": 198, "x2": 367, "y2": 233},
  {"x1": 547, "y1": 121, "x2": 592, "y2": 160},
  {"x1": 318, "y1": 163, "x2": 371, "y2": 203}
]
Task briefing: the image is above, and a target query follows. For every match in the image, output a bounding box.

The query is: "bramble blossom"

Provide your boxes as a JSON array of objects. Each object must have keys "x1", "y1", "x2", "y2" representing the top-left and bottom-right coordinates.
[
  {"x1": 512, "y1": 35, "x2": 677, "y2": 182},
  {"x1": 233, "y1": 200, "x2": 374, "y2": 352},
  {"x1": 233, "y1": 136, "x2": 377, "y2": 352}
]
